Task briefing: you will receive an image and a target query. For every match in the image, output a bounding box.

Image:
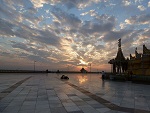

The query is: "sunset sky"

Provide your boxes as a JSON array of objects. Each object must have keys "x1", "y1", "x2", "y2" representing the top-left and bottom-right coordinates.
[{"x1": 0, "y1": 0, "x2": 150, "y2": 72}]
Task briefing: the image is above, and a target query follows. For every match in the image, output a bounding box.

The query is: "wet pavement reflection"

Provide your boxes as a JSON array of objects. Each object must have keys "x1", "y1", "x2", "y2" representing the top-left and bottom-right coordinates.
[
  {"x1": 62, "y1": 73, "x2": 150, "y2": 111},
  {"x1": 64, "y1": 73, "x2": 111, "y2": 93},
  {"x1": 0, "y1": 73, "x2": 150, "y2": 113}
]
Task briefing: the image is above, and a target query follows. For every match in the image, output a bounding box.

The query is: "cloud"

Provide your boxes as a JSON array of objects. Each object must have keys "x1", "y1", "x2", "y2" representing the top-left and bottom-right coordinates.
[
  {"x1": 137, "y1": 5, "x2": 146, "y2": 11},
  {"x1": 80, "y1": 22, "x2": 114, "y2": 36},
  {"x1": 0, "y1": 1, "x2": 27, "y2": 23},
  {"x1": 0, "y1": 0, "x2": 41, "y2": 26},
  {"x1": 30, "y1": 0, "x2": 102, "y2": 9},
  {"x1": 119, "y1": 23, "x2": 127, "y2": 29},
  {"x1": 103, "y1": 29, "x2": 133, "y2": 42},
  {"x1": 51, "y1": 8, "x2": 81, "y2": 28},
  {"x1": 0, "y1": 18, "x2": 16, "y2": 37},
  {"x1": 94, "y1": 14, "x2": 116, "y2": 25},
  {"x1": 134, "y1": 0, "x2": 144, "y2": 4},
  {"x1": 80, "y1": 10, "x2": 97, "y2": 17},
  {"x1": 80, "y1": 12, "x2": 89, "y2": 16},
  {"x1": 0, "y1": 17, "x2": 61, "y2": 48},
  {"x1": 125, "y1": 14, "x2": 150, "y2": 25},
  {"x1": 4, "y1": 0, "x2": 25, "y2": 7},
  {"x1": 30, "y1": 0, "x2": 49, "y2": 8},
  {"x1": 148, "y1": 1, "x2": 150, "y2": 7},
  {"x1": 35, "y1": 29, "x2": 61, "y2": 46},
  {"x1": 10, "y1": 41, "x2": 63, "y2": 63},
  {"x1": 78, "y1": 14, "x2": 116, "y2": 37},
  {"x1": 140, "y1": 29, "x2": 150, "y2": 39},
  {"x1": 122, "y1": 0, "x2": 131, "y2": 6}
]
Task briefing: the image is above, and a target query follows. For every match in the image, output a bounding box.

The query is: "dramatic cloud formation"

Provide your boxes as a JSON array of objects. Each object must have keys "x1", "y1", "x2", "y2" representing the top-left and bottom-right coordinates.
[
  {"x1": 0, "y1": 0, "x2": 150, "y2": 71},
  {"x1": 30, "y1": 0, "x2": 101, "y2": 9},
  {"x1": 125, "y1": 14, "x2": 150, "y2": 25}
]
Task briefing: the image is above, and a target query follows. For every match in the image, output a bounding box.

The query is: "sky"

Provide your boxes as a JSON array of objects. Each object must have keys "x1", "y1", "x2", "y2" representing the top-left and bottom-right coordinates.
[{"x1": 0, "y1": 0, "x2": 150, "y2": 72}]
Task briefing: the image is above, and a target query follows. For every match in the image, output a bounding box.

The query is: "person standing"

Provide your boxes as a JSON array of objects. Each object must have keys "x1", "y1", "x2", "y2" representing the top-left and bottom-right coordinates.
[{"x1": 102, "y1": 71, "x2": 105, "y2": 80}]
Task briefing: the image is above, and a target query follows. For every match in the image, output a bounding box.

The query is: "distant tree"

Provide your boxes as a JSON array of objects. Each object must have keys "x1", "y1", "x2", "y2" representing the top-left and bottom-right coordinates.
[
  {"x1": 46, "y1": 69, "x2": 48, "y2": 73},
  {"x1": 56, "y1": 70, "x2": 60, "y2": 73}
]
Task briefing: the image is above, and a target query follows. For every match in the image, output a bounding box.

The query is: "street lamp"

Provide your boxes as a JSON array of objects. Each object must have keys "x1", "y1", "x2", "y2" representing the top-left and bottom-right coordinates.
[
  {"x1": 34, "y1": 61, "x2": 36, "y2": 71},
  {"x1": 89, "y1": 63, "x2": 91, "y2": 72}
]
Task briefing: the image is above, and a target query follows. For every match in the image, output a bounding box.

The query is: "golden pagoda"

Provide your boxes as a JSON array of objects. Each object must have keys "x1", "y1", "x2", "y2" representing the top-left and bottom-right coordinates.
[{"x1": 128, "y1": 45, "x2": 150, "y2": 76}]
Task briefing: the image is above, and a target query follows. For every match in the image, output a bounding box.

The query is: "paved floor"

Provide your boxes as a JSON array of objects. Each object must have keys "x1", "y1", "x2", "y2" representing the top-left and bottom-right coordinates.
[{"x1": 0, "y1": 73, "x2": 150, "y2": 113}]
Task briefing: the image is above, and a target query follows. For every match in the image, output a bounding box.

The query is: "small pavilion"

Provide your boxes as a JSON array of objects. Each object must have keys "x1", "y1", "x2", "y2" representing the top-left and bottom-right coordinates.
[{"x1": 108, "y1": 39, "x2": 128, "y2": 74}]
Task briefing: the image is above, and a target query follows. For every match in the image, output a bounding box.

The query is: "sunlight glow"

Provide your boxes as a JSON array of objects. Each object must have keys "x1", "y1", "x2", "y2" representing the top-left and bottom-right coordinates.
[
  {"x1": 77, "y1": 76, "x2": 88, "y2": 84},
  {"x1": 79, "y1": 59, "x2": 88, "y2": 65}
]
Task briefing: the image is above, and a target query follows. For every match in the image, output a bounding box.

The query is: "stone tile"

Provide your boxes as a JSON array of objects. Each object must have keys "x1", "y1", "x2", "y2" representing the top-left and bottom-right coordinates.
[
  {"x1": 37, "y1": 96, "x2": 48, "y2": 101},
  {"x1": 49, "y1": 100, "x2": 61, "y2": 104},
  {"x1": 36, "y1": 101, "x2": 49, "y2": 105},
  {"x1": 117, "y1": 111, "x2": 129, "y2": 113},
  {"x1": 0, "y1": 106, "x2": 7, "y2": 112},
  {"x1": 50, "y1": 107, "x2": 67, "y2": 113},
  {"x1": 35, "y1": 104, "x2": 49, "y2": 109},
  {"x1": 18, "y1": 110, "x2": 35, "y2": 113},
  {"x1": 2, "y1": 106, "x2": 20, "y2": 113},
  {"x1": 22, "y1": 101, "x2": 36, "y2": 106},
  {"x1": 20, "y1": 105, "x2": 35, "y2": 110},
  {"x1": 96, "y1": 107, "x2": 111, "y2": 113},
  {"x1": 63, "y1": 102, "x2": 76, "y2": 107},
  {"x1": 68, "y1": 111, "x2": 84, "y2": 113},
  {"x1": 120, "y1": 102, "x2": 134, "y2": 108},
  {"x1": 50, "y1": 103, "x2": 63, "y2": 108},
  {"x1": 35, "y1": 108, "x2": 51, "y2": 113},
  {"x1": 69, "y1": 96, "x2": 83, "y2": 101},
  {"x1": 74, "y1": 101, "x2": 88, "y2": 106},
  {"x1": 81, "y1": 98, "x2": 92, "y2": 101},
  {"x1": 85, "y1": 100, "x2": 99, "y2": 105},
  {"x1": 67, "y1": 94, "x2": 77, "y2": 96},
  {"x1": 64, "y1": 106, "x2": 80, "y2": 112},
  {"x1": 61, "y1": 99, "x2": 73, "y2": 103},
  {"x1": 104, "y1": 110, "x2": 118, "y2": 113},
  {"x1": 25, "y1": 97, "x2": 37, "y2": 101},
  {"x1": 134, "y1": 105, "x2": 150, "y2": 110},
  {"x1": 91, "y1": 103, "x2": 105, "y2": 109},
  {"x1": 79, "y1": 106, "x2": 100, "y2": 113},
  {"x1": 48, "y1": 97, "x2": 60, "y2": 101}
]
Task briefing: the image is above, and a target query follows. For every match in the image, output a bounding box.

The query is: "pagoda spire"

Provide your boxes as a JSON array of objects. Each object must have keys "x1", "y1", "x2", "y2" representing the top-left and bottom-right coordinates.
[
  {"x1": 118, "y1": 38, "x2": 121, "y2": 49},
  {"x1": 108, "y1": 38, "x2": 128, "y2": 74},
  {"x1": 116, "y1": 38, "x2": 125, "y2": 61}
]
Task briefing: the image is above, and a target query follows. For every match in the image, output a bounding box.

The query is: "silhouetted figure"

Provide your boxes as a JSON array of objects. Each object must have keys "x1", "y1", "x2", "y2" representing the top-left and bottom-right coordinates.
[
  {"x1": 102, "y1": 71, "x2": 105, "y2": 80},
  {"x1": 56, "y1": 70, "x2": 60, "y2": 76},
  {"x1": 61, "y1": 75, "x2": 69, "y2": 80},
  {"x1": 46, "y1": 69, "x2": 48, "y2": 76}
]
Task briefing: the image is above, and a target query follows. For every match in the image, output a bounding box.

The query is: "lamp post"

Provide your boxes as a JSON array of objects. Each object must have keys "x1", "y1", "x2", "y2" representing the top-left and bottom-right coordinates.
[
  {"x1": 89, "y1": 63, "x2": 91, "y2": 72},
  {"x1": 34, "y1": 61, "x2": 36, "y2": 71}
]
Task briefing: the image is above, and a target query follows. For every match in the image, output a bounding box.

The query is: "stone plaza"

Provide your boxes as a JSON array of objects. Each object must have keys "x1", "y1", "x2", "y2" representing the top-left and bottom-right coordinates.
[{"x1": 0, "y1": 73, "x2": 150, "y2": 113}]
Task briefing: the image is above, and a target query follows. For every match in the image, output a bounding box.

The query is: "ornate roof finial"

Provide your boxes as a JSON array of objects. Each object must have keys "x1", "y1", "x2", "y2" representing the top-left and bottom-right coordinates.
[{"x1": 118, "y1": 38, "x2": 121, "y2": 48}]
